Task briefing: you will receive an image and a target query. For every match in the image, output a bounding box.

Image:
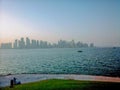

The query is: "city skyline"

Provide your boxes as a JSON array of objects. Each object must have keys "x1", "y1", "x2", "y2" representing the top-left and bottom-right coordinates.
[
  {"x1": 0, "y1": 0, "x2": 120, "y2": 47},
  {"x1": 0, "y1": 37, "x2": 94, "y2": 49}
]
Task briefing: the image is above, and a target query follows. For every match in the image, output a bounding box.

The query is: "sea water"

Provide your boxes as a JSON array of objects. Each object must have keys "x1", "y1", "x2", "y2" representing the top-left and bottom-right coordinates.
[{"x1": 0, "y1": 48, "x2": 120, "y2": 77}]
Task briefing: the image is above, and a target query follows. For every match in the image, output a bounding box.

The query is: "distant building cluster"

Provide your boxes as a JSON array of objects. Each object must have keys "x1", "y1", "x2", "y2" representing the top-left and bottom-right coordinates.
[
  {"x1": 0, "y1": 43, "x2": 12, "y2": 49},
  {"x1": 0, "y1": 37, "x2": 94, "y2": 49}
]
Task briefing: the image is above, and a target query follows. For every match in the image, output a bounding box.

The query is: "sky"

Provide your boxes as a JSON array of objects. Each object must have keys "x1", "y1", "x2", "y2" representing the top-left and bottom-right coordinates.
[{"x1": 0, "y1": 0, "x2": 120, "y2": 47}]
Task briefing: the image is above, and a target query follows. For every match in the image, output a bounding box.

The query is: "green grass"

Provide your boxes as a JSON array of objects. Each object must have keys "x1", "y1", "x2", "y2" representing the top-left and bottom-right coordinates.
[{"x1": 1, "y1": 79, "x2": 120, "y2": 90}]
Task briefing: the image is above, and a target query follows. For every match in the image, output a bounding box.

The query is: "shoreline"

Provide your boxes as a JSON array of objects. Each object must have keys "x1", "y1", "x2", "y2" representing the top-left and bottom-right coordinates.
[
  {"x1": 0, "y1": 74, "x2": 120, "y2": 87},
  {"x1": 1, "y1": 73, "x2": 120, "y2": 78}
]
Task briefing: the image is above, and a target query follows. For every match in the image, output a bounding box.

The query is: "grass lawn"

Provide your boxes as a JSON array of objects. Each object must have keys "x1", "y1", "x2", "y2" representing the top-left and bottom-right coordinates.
[{"x1": 0, "y1": 79, "x2": 120, "y2": 90}]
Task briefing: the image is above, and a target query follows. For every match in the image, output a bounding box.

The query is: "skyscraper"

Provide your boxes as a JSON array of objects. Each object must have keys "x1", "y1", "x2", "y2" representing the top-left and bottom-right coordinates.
[
  {"x1": 26, "y1": 37, "x2": 31, "y2": 48},
  {"x1": 37, "y1": 40, "x2": 39, "y2": 48},
  {"x1": 31, "y1": 39, "x2": 37, "y2": 48},
  {"x1": 19, "y1": 37, "x2": 25, "y2": 48},
  {"x1": 90, "y1": 43, "x2": 94, "y2": 47},
  {"x1": 13, "y1": 39, "x2": 18, "y2": 49}
]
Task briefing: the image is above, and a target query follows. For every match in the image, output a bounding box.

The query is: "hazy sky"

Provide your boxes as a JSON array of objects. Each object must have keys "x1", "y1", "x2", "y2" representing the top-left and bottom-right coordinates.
[{"x1": 0, "y1": 0, "x2": 120, "y2": 47}]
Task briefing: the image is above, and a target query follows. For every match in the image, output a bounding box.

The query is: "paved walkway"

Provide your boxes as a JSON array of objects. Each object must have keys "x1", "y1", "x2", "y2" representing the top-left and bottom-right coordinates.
[{"x1": 0, "y1": 74, "x2": 120, "y2": 87}]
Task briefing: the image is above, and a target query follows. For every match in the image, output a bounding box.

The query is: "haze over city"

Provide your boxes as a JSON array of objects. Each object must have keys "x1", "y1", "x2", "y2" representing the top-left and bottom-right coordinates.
[
  {"x1": 0, "y1": 0, "x2": 120, "y2": 47},
  {"x1": 0, "y1": 37, "x2": 94, "y2": 49}
]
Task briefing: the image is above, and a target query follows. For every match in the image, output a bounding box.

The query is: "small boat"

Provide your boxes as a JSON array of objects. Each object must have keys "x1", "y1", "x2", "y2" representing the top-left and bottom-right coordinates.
[
  {"x1": 113, "y1": 47, "x2": 116, "y2": 49},
  {"x1": 77, "y1": 50, "x2": 83, "y2": 52}
]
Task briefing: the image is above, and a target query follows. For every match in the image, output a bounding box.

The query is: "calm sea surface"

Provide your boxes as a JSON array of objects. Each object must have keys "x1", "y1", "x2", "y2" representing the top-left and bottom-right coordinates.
[{"x1": 0, "y1": 48, "x2": 120, "y2": 77}]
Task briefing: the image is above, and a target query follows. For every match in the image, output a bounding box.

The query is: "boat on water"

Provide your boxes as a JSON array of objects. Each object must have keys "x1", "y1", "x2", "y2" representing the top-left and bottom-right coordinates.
[
  {"x1": 113, "y1": 47, "x2": 116, "y2": 49},
  {"x1": 77, "y1": 50, "x2": 83, "y2": 52}
]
